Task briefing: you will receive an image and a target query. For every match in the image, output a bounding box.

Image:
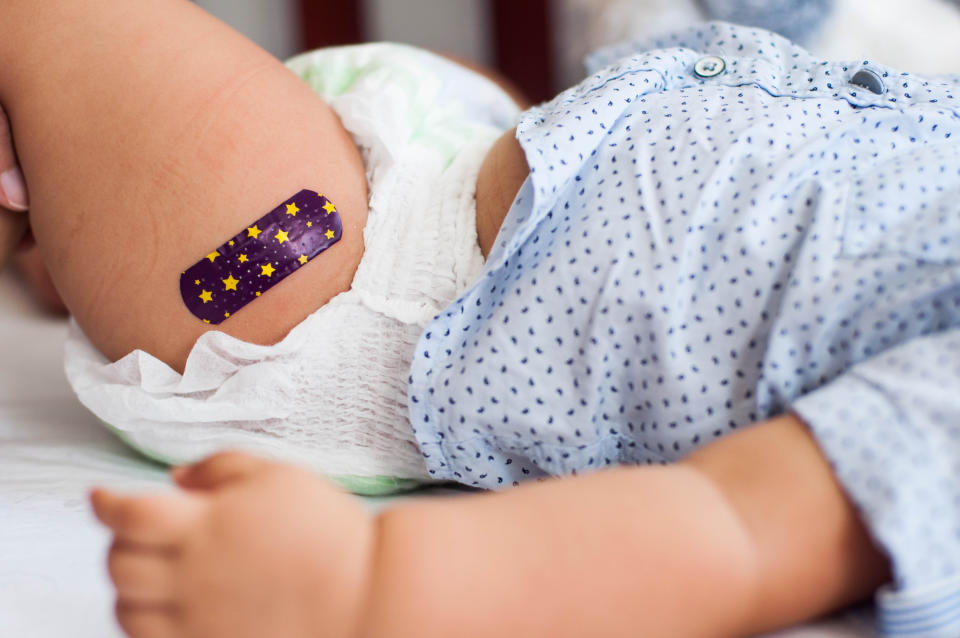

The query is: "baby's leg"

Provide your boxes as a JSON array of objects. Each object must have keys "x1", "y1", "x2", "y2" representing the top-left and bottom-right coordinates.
[{"x1": 0, "y1": 0, "x2": 368, "y2": 371}]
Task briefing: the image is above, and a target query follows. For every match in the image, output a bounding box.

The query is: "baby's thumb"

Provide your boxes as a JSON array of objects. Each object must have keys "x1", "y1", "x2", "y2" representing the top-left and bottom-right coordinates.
[
  {"x1": 0, "y1": 105, "x2": 28, "y2": 212},
  {"x1": 173, "y1": 451, "x2": 274, "y2": 490}
]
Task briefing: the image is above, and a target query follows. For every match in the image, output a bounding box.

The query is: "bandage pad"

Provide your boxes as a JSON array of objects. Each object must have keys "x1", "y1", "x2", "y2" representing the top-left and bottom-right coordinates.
[{"x1": 180, "y1": 189, "x2": 342, "y2": 324}]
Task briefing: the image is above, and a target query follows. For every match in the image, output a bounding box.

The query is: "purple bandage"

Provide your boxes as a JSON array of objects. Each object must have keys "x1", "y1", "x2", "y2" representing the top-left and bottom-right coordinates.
[{"x1": 180, "y1": 189, "x2": 342, "y2": 324}]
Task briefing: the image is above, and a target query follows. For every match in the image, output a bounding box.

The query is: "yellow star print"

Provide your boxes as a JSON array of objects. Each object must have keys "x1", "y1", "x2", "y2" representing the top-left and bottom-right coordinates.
[
  {"x1": 222, "y1": 275, "x2": 239, "y2": 291},
  {"x1": 247, "y1": 225, "x2": 262, "y2": 239},
  {"x1": 194, "y1": 279, "x2": 200, "y2": 286},
  {"x1": 285, "y1": 203, "x2": 300, "y2": 216},
  {"x1": 323, "y1": 201, "x2": 336, "y2": 215},
  {"x1": 325, "y1": 229, "x2": 335, "y2": 240},
  {"x1": 224, "y1": 312, "x2": 231, "y2": 319},
  {"x1": 206, "y1": 251, "x2": 220, "y2": 263},
  {"x1": 228, "y1": 240, "x2": 235, "y2": 247},
  {"x1": 260, "y1": 263, "x2": 276, "y2": 277},
  {"x1": 298, "y1": 255, "x2": 308, "y2": 265},
  {"x1": 306, "y1": 221, "x2": 313, "y2": 228},
  {"x1": 238, "y1": 254, "x2": 248, "y2": 263},
  {"x1": 275, "y1": 229, "x2": 290, "y2": 244},
  {"x1": 198, "y1": 290, "x2": 213, "y2": 304}
]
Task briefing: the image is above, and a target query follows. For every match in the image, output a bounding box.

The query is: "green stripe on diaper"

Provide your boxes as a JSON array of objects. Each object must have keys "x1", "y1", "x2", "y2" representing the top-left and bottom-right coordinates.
[
  {"x1": 297, "y1": 63, "x2": 366, "y2": 98},
  {"x1": 286, "y1": 43, "x2": 513, "y2": 168},
  {"x1": 98, "y1": 419, "x2": 423, "y2": 497}
]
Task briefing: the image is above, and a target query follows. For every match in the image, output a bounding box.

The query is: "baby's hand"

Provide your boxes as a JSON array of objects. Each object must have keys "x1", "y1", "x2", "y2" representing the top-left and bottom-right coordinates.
[
  {"x1": 0, "y1": 104, "x2": 28, "y2": 271},
  {"x1": 91, "y1": 452, "x2": 375, "y2": 638}
]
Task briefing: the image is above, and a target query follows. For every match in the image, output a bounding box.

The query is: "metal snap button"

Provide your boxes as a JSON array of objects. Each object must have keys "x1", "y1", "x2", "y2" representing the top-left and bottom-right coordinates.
[
  {"x1": 850, "y1": 68, "x2": 885, "y2": 95},
  {"x1": 693, "y1": 55, "x2": 726, "y2": 79}
]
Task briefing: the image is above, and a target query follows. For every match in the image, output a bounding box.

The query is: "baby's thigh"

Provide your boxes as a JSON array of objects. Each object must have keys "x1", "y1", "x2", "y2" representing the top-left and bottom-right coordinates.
[{"x1": 0, "y1": 0, "x2": 368, "y2": 372}]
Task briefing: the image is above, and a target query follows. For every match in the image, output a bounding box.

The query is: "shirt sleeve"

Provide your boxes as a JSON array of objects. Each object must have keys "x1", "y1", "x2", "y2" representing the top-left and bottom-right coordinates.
[{"x1": 790, "y1": 330, "x2": 960, "y2": 638}]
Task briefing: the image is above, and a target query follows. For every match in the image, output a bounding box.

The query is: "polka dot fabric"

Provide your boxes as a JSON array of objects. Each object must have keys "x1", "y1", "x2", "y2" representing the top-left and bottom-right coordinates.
[
  {"x1": 793, "y1": 332, "x2": 960, "y2": 638},
  {"x1": 408, "y1": 23, "x2": 960, "y2": 635}
]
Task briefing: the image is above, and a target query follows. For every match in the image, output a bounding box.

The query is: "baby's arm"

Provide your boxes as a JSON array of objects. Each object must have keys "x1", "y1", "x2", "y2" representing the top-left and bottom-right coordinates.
[
  {"x1": 363, "y1": 413, "x2": 889, "y2": 637},
  {"x1": 93, "y1": 414, "x2": 890, "y2": 638},
  {"x1": 0, "y1": 0, "x2": 368, "y2": 372}
]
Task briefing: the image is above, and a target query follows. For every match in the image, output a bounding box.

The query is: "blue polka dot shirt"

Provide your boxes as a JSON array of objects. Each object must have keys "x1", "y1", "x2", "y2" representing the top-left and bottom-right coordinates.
[{"x1": 408, "y1": 23, "x2": 960, "y2": 636}]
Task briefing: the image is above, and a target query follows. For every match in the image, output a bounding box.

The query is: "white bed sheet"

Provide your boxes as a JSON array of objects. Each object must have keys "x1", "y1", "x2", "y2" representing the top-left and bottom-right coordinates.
[{"x1": 0, "y1": 272, "x2": 877, "y2": 637}]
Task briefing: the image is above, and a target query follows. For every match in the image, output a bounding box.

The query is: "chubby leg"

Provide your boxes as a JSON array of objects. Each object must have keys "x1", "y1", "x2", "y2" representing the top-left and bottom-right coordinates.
[
  {"x1": 92, "y1": 414, "x2": 890, "y2": 638},
  {"x1": 0, "y1": 0, "x2": 368, "y2": 371}
]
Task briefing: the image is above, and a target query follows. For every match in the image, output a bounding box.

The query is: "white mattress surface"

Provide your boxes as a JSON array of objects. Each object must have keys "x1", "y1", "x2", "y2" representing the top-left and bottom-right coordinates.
[{"x1": 0, "y1": 273, "x2": 876, "y2": 637}]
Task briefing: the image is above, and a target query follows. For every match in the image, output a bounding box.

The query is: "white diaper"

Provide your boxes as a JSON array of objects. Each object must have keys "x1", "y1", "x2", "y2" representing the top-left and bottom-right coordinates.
[{"x1": 63, "y1": 43, "x2": 520, "y2": 494}]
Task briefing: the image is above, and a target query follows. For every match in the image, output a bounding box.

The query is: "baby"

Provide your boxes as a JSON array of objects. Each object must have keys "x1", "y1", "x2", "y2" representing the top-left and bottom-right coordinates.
[{"x1": 3, "y1": 1, "x2": 960, "y2": 637}]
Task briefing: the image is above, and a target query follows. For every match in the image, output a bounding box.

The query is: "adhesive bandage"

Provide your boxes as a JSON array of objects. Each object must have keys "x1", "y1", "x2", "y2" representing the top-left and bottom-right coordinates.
[{"x1": 180, "y1": 189, "x2": 342, "y2": 324}]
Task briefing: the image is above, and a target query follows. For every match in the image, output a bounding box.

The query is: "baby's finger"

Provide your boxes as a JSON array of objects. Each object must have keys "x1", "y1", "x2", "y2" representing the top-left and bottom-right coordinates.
[
  {"x1": 108, "y1": 540, "x2": 178, "y2": 605},
  {"x1": 91, "y1": 488, "x2": 203, "y2": 545},
  {"x1": 172, "y1": 450, "x2": 275, "y2": 490},
  {"x1": 0, "y1": 105, "x2": 28, "y2": 212},
  {"x1": 115, "y1": 600, "x2": 180, "y2": 638}
]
